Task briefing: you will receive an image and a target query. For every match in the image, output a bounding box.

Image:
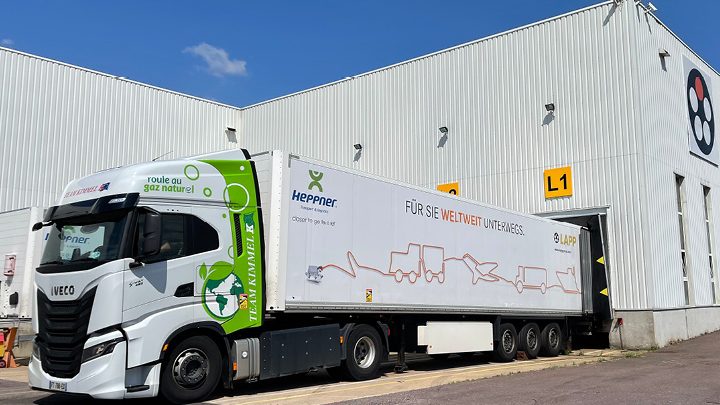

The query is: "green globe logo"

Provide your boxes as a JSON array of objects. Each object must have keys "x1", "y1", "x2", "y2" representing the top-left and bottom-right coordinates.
[{"x1": 200, "y1": 261, "x2": 245, "y2": 320}]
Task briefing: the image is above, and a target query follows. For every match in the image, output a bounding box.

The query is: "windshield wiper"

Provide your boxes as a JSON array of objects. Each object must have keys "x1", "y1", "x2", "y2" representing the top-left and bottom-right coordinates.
[{"x1": 40, "y1": 260, "x2": 65, "y2": 266}]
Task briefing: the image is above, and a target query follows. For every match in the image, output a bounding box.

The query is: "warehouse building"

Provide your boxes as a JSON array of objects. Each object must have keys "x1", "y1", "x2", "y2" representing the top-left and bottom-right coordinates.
[{"x1": 1, "y1": 0, "x2": 718, "y2": 348}]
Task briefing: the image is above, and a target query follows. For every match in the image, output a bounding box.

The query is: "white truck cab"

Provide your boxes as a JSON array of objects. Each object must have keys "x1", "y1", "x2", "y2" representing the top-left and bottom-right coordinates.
[{"x1": 29, "y1": 149, "x2": 264, "y2": 402}]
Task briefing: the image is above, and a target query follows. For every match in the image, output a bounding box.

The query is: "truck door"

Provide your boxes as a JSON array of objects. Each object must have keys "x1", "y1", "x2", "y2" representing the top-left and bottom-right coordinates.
[{"x1": 122, "y1": 209, "x2": 220, "y2": 317}]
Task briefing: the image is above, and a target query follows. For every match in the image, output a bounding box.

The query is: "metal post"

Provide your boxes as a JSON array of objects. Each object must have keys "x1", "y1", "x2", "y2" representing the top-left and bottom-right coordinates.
[{"x1": 394, "y1": 321, "x2": 408, "y2": 373}]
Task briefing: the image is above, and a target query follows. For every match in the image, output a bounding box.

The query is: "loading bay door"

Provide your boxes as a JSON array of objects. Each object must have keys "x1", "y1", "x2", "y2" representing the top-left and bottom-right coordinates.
[{"x1": 538, "y1": 209, "x2": 613, "y2": 333}]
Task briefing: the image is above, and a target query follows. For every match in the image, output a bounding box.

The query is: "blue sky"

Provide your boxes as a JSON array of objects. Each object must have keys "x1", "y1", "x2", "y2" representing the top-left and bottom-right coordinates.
[{"x1": 1, "y1": 1, "x2": 718, "y2": 107}]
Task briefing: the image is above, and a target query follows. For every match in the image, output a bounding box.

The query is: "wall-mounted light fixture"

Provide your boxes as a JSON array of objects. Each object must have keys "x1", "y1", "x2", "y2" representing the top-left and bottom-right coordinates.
[
  {"x1": 644, "y1": 2, "x2": 658, "y2": 15},
  {"x1": 439, "y1": 126, "x2": 449, "y2": 135},
  {"x1": 544, "y1": 103, "x2": 556, "y2": 113},
  {"x1": 659, "y1": 48, "x2": 670, "y2": 58},
  {"x1": 353, "y1": 143, "x2": 363, "y2": 151},
  {"x1": 225, "y1": 126, "x2": 238, "y2": 143}
]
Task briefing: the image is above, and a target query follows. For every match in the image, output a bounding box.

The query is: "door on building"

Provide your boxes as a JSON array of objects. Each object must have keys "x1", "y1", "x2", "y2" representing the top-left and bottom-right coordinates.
[{"x1": 537, "y1": 210, "x2": 613, "y2": 334}]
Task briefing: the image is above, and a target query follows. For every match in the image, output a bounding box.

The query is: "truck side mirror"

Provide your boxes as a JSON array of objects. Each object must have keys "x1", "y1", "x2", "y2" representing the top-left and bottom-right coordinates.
[{"x1": 142, "y1": 212, "x2": 162, "y2": 257}]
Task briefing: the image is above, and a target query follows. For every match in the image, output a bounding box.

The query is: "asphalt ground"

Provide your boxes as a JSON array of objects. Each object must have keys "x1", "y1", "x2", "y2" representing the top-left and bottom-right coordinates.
[
  {"x1": 1, "y1": 332, "x2": 718, "y2": 404},
  {"x1": 0, "y1": 348, "x2": 623, "y2": 404},
  {"x1": 338, "y1": 331, "x2": 720, "y2": 405}
]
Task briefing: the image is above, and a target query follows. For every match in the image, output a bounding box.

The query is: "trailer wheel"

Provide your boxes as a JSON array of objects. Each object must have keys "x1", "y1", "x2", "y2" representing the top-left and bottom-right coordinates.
[
  {"x1": 540, "y1": 322, "x2": 563, "y2": 357},
  {"x1": 493, "y1": 323, "x2": 517, "y2": 362},
  {"x1": 518, "y1": 323, "x2": 541, "y2": 359},
  {"x1": 341, "y1": 324, "x2": 383, "y2": 380},
  {"x1": 160, "y1": 335, "x2": 222, "y2": 404}
]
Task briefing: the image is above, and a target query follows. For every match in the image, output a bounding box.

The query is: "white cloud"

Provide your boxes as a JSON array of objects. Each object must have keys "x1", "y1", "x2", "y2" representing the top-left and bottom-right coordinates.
[
  {"x1": 1, "y1": 39, "x2": 14, "y2": 46},
  {"x1": 183, "y1": 43, "x2": 247, "y2": 77}
]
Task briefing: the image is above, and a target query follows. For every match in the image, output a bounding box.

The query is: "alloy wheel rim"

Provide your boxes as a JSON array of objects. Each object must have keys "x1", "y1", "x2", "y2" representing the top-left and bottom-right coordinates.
[
  {"x1": 354, "y1": 336, "x2": 376, "y2": 369},
  {"x1": 502, "y1": 330, "x2": 514, "y2": 353},
  {"x1": 173, "y1": 348, "x2": 209, "y2": 388}
]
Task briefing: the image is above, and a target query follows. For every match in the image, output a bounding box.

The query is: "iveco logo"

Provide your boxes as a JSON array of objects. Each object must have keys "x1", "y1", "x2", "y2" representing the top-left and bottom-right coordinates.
[{"x1": 51, "y1": 285, "x2": 75, "y2": 296}]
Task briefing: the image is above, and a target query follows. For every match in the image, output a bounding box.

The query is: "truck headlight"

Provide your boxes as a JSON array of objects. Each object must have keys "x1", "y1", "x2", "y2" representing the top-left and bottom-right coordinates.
[
  {"x1": 32, "y1": 340, "x2": 41, "y2": 360},
  {"x1": 81, "y1": 337, "x2": 124, "y2": 363}
]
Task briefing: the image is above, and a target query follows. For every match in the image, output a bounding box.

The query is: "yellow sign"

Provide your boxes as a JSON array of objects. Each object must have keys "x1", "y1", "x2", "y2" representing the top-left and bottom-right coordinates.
[
  {"x1": 543, "y1": 166, "x2": 573, "y2": 199},
  {"x1": 597, "y1": 256, "x2": 605, "y2": 265},
  {"x1": 365, "y1": 289, "x2": 373, "y2": 303},
  {"x1": 600, "y1": 288, "x2": 608, "y2": 297},
  {"x1": 437, "y1": 182, "x2": 460, "y2": 196}
]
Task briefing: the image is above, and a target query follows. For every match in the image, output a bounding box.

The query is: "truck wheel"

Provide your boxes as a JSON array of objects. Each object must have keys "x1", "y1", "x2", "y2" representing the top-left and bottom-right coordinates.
[
  {"x1": 160, "y1": 335, "x2": 222, "y2": 404},
  {"x1": 518, "y1": 323, "x2": 541, "y2": 359},
  {"x1": 428, "y1": 353, "x2": 450, "y2": 360},
  {"x1": 540, "y1": 322, "x2": 563, "y2": 357},
  {"x1": 493, "y1": 323, "x2": 517, "y2": 362},
  {"x1": 341, "y1": 324, "x2": 383, "y2": 380}
]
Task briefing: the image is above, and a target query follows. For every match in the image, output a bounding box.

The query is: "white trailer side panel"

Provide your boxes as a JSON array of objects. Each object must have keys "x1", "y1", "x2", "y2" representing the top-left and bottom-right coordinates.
[
  {"x1": 277, "y1": 154, "x2": 583, "y2": 314},
  {"x1": 0, "y1": 207, "x2": 44, "y2": 319}
]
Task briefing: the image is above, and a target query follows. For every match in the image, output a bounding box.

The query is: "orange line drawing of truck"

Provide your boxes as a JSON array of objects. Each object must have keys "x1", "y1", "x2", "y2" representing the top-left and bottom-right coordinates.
[{"x1": 515, "y1": 266, "x2": 548, "y2": 294}]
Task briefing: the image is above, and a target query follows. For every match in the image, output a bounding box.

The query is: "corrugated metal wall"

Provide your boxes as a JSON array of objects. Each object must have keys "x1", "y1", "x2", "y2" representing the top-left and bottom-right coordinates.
[
  {"x1": 239, "y1": 2, "x2": 656, "y2": 310},
  {"x1": 632, "y1": 5, "x2": 720, "y2": 309},
  {"x1": 0, "y1": 48, "x2": 242, "y2": 212}
]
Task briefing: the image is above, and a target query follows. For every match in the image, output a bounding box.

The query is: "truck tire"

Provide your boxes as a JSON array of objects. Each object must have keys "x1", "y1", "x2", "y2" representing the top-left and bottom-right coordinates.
[
  {"x1": 160, "y1": 335, "x2": 222, "y2": 404},
  {"x1": 428, "y1": 353, "x2": 450, "y2": 361},
  {"x1": 493, "y1": 323, "x2": 517, "y2": 362},
  {"x1": 517, "y1": 323, "x2": 541, "y2": 359},
  {"x1": 341, "y1": 324, "x2": 383, "y2": 380},
  {"x1": 539, "y1": 322, "x2": 563, "y2": 357}
]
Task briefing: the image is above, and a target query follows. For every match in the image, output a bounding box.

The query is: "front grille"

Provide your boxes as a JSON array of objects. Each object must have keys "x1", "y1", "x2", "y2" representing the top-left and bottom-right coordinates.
[{"x1": 36, "y1": 287, "x2": 96, "y2": 378}]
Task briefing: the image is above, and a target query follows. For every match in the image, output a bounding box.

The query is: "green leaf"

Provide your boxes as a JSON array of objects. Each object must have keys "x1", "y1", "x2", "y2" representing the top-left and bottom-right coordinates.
[{"x1": 199, "y1": 263, "x2": 207, "y2": 280}]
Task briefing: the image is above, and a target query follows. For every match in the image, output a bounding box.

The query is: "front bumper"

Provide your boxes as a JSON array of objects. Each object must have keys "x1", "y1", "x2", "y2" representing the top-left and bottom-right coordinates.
[{"x1": 28, "y1": 331, "x2": 128, "y2": 400}]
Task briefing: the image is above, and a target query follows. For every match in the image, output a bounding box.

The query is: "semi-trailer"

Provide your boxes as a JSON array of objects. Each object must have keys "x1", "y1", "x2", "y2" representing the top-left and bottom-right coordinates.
[
  {"x1": 0, "y1": 207, "x2": 44, "y2": 322},
  {"x1": 28, "y1": 149, "x2": 593, "y2": 403}
]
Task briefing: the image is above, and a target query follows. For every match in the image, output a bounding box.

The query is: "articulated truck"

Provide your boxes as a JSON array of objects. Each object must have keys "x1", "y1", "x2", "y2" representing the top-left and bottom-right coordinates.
[{"x1": 29, "y1": 150, "x2": 593, "y2": 403}]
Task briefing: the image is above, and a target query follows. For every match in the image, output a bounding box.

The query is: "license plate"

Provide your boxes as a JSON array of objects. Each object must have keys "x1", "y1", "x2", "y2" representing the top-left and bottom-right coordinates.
[{"x1": 49, "y1": 381, "x2": 67, "y2": 392}]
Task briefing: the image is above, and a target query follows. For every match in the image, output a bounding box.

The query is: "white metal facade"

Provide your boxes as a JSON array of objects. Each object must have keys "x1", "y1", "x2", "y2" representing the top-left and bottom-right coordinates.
[
  {"x1": 0, "y1": 48, "x2": 242, "y2": 213},
  {"x1": 237, "y1": 0, "x2": 720, "y2": 324}
]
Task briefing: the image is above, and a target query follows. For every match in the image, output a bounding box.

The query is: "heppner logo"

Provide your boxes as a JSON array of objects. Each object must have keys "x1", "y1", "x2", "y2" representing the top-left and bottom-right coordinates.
[
  {"x1": 308, "y1": 170, "x2": 324, "y2": 192},
  {"x1": 554, "y1": 232, "x2": 577, "y2": 247},
  {"x1": 291, "y1": 169, "x2": 338, "y2": 207}
]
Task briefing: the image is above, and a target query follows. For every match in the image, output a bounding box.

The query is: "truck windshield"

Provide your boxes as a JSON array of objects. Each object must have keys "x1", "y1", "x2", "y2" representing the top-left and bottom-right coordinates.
[{"x1": 40, "y1": 211, "x2": 130, "y2": 268}]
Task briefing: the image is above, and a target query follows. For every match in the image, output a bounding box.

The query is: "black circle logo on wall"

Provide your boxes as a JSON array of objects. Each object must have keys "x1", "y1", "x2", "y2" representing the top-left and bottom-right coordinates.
[{"x1": 687, "y1": 68, "x2": 715, "y2": 155}]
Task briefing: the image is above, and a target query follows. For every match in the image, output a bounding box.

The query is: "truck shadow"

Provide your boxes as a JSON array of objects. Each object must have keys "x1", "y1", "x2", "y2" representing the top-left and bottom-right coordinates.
[
  {"x1": 30, "y1": 354, "x2": 529, "y2": 404},
  {"x1": 211, "y1": 353, "x2": 494, "y2": 401}
]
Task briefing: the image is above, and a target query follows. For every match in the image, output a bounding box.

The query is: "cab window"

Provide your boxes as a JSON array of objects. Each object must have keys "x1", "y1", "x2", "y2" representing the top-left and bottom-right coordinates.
[{"x1": 136, "y1": 212, "x2": 219, "y2": 261}]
